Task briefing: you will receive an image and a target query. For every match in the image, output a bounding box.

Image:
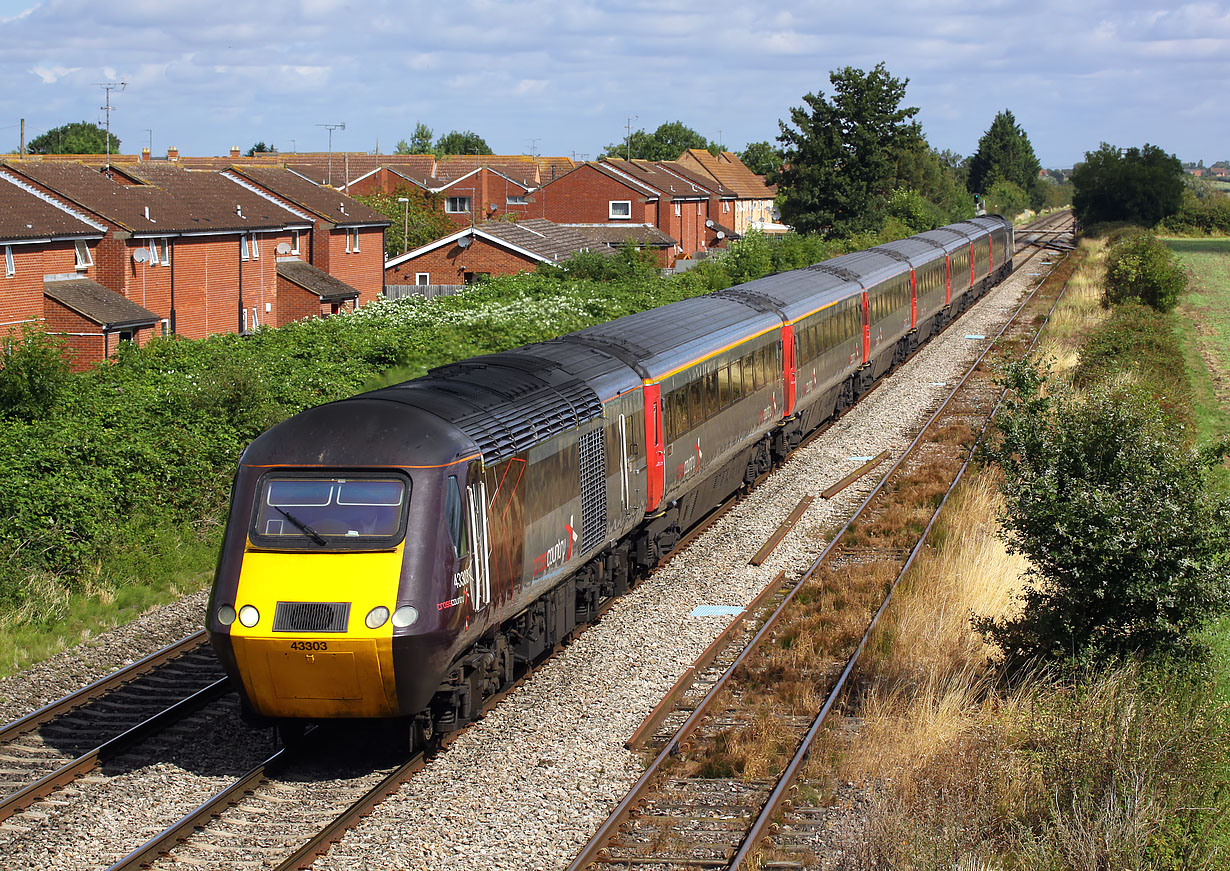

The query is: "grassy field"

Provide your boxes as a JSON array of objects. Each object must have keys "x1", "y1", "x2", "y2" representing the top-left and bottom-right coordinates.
[{"x1": 1164, "y1": 237, "x2": 1230, "y2": 461}]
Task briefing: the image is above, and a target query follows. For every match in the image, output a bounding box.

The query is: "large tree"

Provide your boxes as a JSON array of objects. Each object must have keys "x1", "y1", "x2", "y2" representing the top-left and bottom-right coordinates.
[
  {"x1": 1070, "y1": 143, "x2": 1185, "y2": 228},
  {"x1": 353, "y1": 186, "x2": 454, "y2": 257},
  {"x1": 739, "y1": 141, "x2": 781, "y2": 177},
  {"x1": 967, "y1": 110, "x2": 1042, "y2": 208},
  {"x1": 434, "y1": 130, "x2": 493, "y2": 155},
  {"x1": 601, "y1": 121, "x2": 714, "y2": 161},
  {"x1": 773, "y1": 63, "x2": 922, "y2": 237},
  {"x1": 27, "y1": 121, "x2": 119, "y2": 155}
]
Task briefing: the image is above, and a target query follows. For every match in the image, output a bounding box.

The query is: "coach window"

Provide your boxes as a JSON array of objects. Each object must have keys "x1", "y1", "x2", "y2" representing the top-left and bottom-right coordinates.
[
  {"x1": 746, "y1": 351, "x2": 759, "y2": 391},
  {"x1": 717, "y1": 365, "x2": 732, "y2": 409},
  {"x1": 669, "y1": 388, "x2": 688, "y2": 442},
  {"x1": 688, "y1": 377, "x2": 704, "y2": 428},
  {"x1": 730, "y1": 357, "x2": 743, "y2": 399},
  {"x1": 704, "y1": 371, "x2": 719, "y2": 417}
]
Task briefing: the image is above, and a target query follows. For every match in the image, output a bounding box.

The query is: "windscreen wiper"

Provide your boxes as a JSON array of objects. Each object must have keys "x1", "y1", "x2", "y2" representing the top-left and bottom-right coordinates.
[{"x1": 276, "y1": 507, "x2": 327, "y2": 545}]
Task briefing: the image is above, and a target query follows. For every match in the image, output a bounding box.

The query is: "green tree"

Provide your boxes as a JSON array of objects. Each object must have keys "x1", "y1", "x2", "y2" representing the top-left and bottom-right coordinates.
[
  {"x1": 395, "y1": 122, "x2": 434, "y2": 155},
  {"x1": 1070, "y1": 143, "x2": 1185, "y2": 228},
  {"x1": 245, "y1": 141, "x2": 274, "y2": 156},
  {"x1": 977, "y1": 360, "x2": 1230, "y2": 667},
  {"x1": 1103, "y1": 230, "x2": 1187, "y2": 312},
  {"x1": 773, "y1": 63, "x2": 922, "y2": 237},
  {"x1": 984, "y1": 178, "x2": 1030, "y2": 220},
  {"x1": 739, "y1": 141, "x2": 781, "y2": 176},
  {"x1": 893, "y1": 141, "x2": 974, "y2": 224},
  {"x1": 27, "y1": 121, "x2": 119, "y2": 155},
  {"x1": 967, "y1": 109, "x2": 1043, "y2": 208},
  {"x1": 353, "y1": 186, "x2": 454, "y2": 257},
  {"x1": 601, "y1": 121, "x2": 714, "y2": 161},
  {"x1": 434, "y1": 130, "x2": 493, "y2": 155}
]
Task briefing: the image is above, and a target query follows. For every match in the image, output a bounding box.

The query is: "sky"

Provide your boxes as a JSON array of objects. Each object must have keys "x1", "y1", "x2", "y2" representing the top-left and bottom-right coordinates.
[{"x1": 1, "y1": 0, "x2": 1226, "y2": 169}]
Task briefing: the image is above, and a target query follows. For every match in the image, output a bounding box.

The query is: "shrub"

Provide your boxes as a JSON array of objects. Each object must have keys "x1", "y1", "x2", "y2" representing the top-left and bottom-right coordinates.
[
  {"x1": 984, "y1": 177, "x2": 1031, "y2": 220},
  {"x1": 1157, "y1": 192, "x2": 1230, "y2": 236},
  {"x1": 977, "y1": 359, "x2": 1230, "y2": 667},
  {"x1": 1073, "y1": 302, "x2": 1193, "y2": 430},
  {"x1": 0, "y1": 327, "x2": 70, "y2": 422},
  {"x1": 1103, "y1": 230, "x2": 1187, "y2": 312}
]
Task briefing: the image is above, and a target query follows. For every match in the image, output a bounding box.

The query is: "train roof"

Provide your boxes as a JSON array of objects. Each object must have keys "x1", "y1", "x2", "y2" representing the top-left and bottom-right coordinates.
[
  {"x1": 824, "y1": 248, "x2": 910, "y2": 290},
  {"x1": 709, "y1": 266, "x2": 861, "y2": 323},
  {"x1": 564, "y1": 296, "x2": 782, "y2": 381},
  {"x1": 241, "y1": 397, "x2": 477, "y2": 469},
  {"x1": 872, "y1": 237, "x2": 949, "y2": 268}
]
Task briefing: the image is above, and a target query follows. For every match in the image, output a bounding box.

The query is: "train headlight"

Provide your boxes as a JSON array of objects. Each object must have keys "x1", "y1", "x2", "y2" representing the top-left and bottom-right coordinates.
[
  {"x1": 365, "y1": 606, "x2": 390, "y2": 629},
  {"x1": 217, "y1": 604, "x2": 237, "y2": 626},
  {"x1": 238, "y1": 605, "x2": 260, "y2": 627},
  {"x1": 392, "y1": 605, "x2": 419, "y2": 628}
]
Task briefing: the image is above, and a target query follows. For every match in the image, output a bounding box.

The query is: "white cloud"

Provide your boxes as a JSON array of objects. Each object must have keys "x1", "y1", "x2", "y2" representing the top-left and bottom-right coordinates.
[{"x1": 30, "y1": 64, "x2": 78, "y2": 83}]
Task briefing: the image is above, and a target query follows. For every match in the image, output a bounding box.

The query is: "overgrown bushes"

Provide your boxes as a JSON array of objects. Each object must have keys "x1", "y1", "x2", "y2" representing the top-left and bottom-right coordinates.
[
  {"x1": 1103, "y1": 230, "x2": 1188, "y2": 311},
  {"x1": 978, "y1": 360, "x2": 1230, "y2": 667}
]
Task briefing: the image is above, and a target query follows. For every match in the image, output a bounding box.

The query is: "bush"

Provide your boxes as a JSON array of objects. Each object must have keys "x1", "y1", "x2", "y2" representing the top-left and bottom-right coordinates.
[
  {"x1": 984, "y1": 177, "x2": 1031, "y2": 220},
  {"x1": 1073, "y1": 302, "x2": 1193, "y2": 430},
  {"x1": 0, "y1": 327, "x2": 70, "y2": 421},
  {"x1": 1103, "y1": 230, "x2": 1187, "y2": 312},
  {"x1": 977, "y1": 360, "x2": 1230, "y2": 667},
  {"x1": 1157, "y1": 192, "x2": 1230, "y2": 236}
]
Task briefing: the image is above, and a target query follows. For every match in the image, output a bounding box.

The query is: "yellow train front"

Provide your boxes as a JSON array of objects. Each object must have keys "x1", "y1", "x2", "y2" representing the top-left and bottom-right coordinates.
[{"x1": 207, "y1": 396, "x2": 484, "y2": 730}]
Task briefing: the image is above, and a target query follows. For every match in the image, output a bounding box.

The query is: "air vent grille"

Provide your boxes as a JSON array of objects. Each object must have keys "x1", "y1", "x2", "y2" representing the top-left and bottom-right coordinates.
[{"x1": 272, "y1": 601, "x2": 351, "y2": 633}]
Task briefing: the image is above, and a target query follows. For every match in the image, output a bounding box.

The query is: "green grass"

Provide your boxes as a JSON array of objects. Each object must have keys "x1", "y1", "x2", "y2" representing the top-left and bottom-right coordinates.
[
  {"x1": 1162, "y1": 238, "x2": 1230, "y2": 488},
  {"x1": 0, "y1": 523, "x2": 218, "y2": 678}
]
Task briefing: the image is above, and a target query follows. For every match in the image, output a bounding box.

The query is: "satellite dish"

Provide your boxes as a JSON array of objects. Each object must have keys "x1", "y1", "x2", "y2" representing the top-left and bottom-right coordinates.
[
  {"x1": 275, "y1": 242, "x2": 292, "y2": 255},
  {"x1": 132, "y1": 249, "x2": 149, "y2": 263},
  {"x1": 457, "y1": 236, "x2": 472, "y2": 249}
]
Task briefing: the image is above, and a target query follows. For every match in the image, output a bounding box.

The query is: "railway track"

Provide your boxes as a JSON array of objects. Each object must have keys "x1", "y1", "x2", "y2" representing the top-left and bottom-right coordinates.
[
  {"x1": 0, "y1": 213, "x2": 1073, "y2": 870},
  {"x1": 566, "y1": 224, "x2": 1075, "y2": 871}
]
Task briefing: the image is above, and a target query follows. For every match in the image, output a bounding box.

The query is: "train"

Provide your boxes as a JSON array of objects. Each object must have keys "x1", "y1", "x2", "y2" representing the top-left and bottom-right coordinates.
[{"x1": 206, "y1": 215, "x2": 1014, "y2": 748}]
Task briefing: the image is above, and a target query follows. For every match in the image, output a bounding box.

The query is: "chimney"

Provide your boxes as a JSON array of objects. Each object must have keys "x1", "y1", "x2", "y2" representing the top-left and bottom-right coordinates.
[
  {"x1": 167, "y1": 146, "x2": 179, "y2": 162},
  {"x1": 141, "y1": 147, "x2": 151, "y2": 162},
  {"x1": 230, "y1": 146, "x2": 241, "y2": 159}
]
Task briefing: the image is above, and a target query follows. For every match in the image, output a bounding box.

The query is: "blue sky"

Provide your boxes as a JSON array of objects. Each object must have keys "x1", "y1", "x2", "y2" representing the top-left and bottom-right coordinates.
[{"x1": 1, "y1": 0, "x2": 1226, "y2": 168}]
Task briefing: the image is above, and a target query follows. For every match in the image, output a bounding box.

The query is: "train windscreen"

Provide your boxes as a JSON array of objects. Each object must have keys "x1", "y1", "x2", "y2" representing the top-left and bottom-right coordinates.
[{"x1": 251, "y1": 475, "x2": 409, "y2": 548}]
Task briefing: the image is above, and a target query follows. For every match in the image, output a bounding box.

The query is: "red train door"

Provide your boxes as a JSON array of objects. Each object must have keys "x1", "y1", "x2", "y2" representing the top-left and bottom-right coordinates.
[
  {"x1": 781, "y1": 324, "x2": 796, "y2": 415},
  {"x1": 643, "y1": 383, "x2": 664, "y2": 513},
  {"x1": 861, "y1": 292, "x2": 871, "y2": 363},
  {"x1": 945, "y1": 256, "x2": 951, "y2": 304},
  {"x1": 909, "y1": 269, "x2": 917, "y2": 328}
]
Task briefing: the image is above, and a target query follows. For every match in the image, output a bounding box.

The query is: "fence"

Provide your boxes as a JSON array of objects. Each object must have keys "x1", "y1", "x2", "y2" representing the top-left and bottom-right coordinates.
[{"x1": 384, "y1": 284, "x2": 466, "y2": 300}]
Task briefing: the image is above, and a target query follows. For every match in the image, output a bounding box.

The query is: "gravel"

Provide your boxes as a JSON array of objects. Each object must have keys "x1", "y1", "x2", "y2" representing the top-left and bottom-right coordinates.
[{"x1": 0, "y1": 263, "x2": 1042, "y2": 870}]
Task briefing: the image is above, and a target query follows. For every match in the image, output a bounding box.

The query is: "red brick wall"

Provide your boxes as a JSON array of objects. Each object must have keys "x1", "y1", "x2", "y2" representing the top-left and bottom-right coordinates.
[
  {"x1": 532, "y1": 165, "x2": 655, "y2": 225},
  {"x1": 276, "y1": 275, "x2": 326, "y2": 325},
  {"x1": 118, "y1": 237, "x2": 173, "y2": 321},
  {"x1": 385, "y1": 236, "x2": 538, "y2": 285},
  {"x1": 323, "y1": 227, "x2": 384, "y2": 305},
  {"x1": 1, "y1": 240, "x2": 95, "y2": 330},
  {"x1": 239, "y1": 229, "x2": 289, "y2": 330},
  {"x1": 171, "y1": 235, "x2": 241, "y2": 339},
  {"x1": 42, "y1": 297, "x2": 105, "y2": 370}
]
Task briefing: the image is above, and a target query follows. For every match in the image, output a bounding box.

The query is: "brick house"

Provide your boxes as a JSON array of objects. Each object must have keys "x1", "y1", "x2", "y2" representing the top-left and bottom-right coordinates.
[
  {"x1": 0, "y1": 169, "x2": 161, "y2": 370},
  {"x1": 531, "y1": 159, "x2": 735, "y2": 265},
  {"x1": 221, "y1": 166, "x2": 389, "y2": 307},
  {"x1": 675, "y1": 149, "x2": 780, "y2": 236},
  {"x1": 384, "y1": 218, "x2": 609, "y2": 290}
]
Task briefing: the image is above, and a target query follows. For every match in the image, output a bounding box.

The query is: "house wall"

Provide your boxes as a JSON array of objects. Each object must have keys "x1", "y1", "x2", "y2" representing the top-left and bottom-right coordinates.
[
  {"x1": 533, "y1": 165, "x2": 656, "y2": 225},
  {"x1": 322, "y1": 227, "x2": 385, "y2": 305},
  {"x1": 0, "y1": 239, "x2": 94, "y2": 330},
  {"x1": 42, "y1": 295, "x2": 154, "y2": 372},
  {"x1": 170, "y1": 234, "x2": 242, "y2": 339},
  {"x1": 385, "y1": 237, "x2": 538, "y2": 286}
]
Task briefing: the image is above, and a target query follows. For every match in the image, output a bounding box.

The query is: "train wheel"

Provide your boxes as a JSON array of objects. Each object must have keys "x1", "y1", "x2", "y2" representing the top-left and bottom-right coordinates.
[{"x1": 411, "y1": 715, "x2": 436, "y2": 755}]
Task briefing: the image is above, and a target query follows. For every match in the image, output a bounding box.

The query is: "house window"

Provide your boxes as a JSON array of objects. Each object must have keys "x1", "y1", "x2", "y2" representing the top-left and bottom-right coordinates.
[
  {"x1": 445, "y1": 197, "x2": 471, "y2": 214},
  {"x1": 159, "y1": 237, "x2": 170, "y2": 266},
  {"x1": 250, "y1": 234, "x2": 259, "y2": 260},
  {"x1": 161, "y1": 319, "x2": 169, "y2": 337},
  {"x1": 674, "y1": 202, "x2": 682, "y2": 217},
  {"x1": 506, "y1": 195, "x2": 527, "y2": 206},
  {"x1": 74, "y1": 239, "x2": 93, "y2": 270},
  {"x1": 416, "y1": 273, "x2": 430, "y2": 286},
  {"x1": 148, "y1": 239, "x2": 158, "y2": 266},
  {"x1": 723, "y1": 201, "x2": 730, "y2": 213},
  {"x1": 3, "y1": 245, "x2": 13, "y2": 278},
  {"x1": 609, "y1": 200, "x2": 631, "y2": 219},
  {"x1": 349, "y1": 228, "x2": 360, "y2": 252},
  {"x1": 291, "y1": 230, "x2": 300, "y2": 255},
  {"x1": 240, "y1": 234, "x2": 249, "y2": 261}
]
